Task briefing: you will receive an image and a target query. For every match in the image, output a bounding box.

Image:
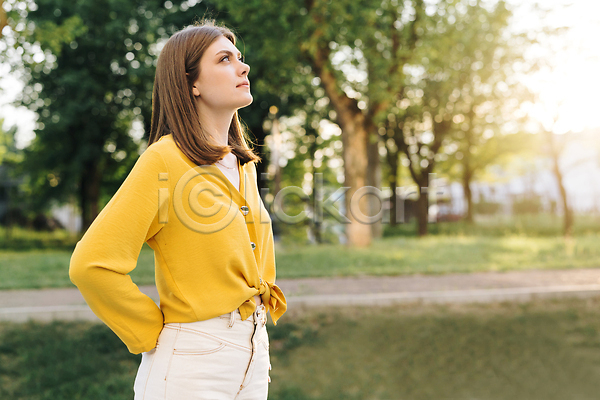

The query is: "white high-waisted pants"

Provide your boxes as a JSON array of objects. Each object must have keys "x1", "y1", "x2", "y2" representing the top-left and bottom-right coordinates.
[{"x1": 133, "y1": 304, "x2": 270, "y2": 400}]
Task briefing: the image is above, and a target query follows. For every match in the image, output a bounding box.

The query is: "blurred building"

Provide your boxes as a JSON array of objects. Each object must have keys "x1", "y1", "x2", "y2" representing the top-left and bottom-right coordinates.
[
  {"x1": 51, "y1": 201, "x2": 82, "y2": 234},
  {"x1": 437, "y1": 129, "x2": 600, "y2": 218}
]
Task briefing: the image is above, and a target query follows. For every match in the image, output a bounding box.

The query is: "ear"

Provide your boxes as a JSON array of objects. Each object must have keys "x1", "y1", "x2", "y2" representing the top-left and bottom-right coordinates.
[
  {"x1": 187, "y1": 73, "x2": 200, "y2": 97},
  {"x1": 192, "y1": 83, "x2": 200, "y2": 97}
]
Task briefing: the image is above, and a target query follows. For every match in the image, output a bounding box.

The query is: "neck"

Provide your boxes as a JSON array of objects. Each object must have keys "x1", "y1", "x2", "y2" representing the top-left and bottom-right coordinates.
[{"x1": 197, "y1": 105, "x2": 235, "y2": 147}]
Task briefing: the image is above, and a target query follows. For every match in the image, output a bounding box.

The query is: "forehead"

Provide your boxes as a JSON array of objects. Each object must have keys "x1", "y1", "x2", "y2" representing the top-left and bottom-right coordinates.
[{"x1": 207, "y1": 36, "x2": 240, "y2": 56}]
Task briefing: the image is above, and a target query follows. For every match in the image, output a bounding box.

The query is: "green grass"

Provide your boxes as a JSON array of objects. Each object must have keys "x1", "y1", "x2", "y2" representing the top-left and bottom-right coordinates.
[
  {"x1": 3, "y1": 297, "x2": 600, "y2": 399},
  {"x1": 0, "y1": 247, "x2": 155, "y2": 290},
  {"x1": 383, "y1": 213, "x2": 600, "y2": 238},
  {"x1": 275, "y1": 233, "x2": 600, "y2": 278},
  {"x1": 1, "y1": 233, "x2": 600, "y2": 289},
  {"x1": 0, "y1": 225, "x2": 79, "y2": 251},
  {"x1": 0, "y1": 320, "x2": 138, "y2": 400}
]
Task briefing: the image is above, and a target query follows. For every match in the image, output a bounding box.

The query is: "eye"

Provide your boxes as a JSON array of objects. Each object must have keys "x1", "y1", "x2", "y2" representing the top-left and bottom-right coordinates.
[{"x1": 221, "y1": 54, "x2": 245, "y2": 63}]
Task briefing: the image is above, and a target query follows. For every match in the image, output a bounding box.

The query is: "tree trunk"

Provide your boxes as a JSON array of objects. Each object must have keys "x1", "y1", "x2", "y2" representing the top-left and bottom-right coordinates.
[
  {"x1": 312, "y1": 47, "x2": 371, "y2": 247},
  {"x1": 79, "y1": 161, "x2": 102, "y2": 233},
  {"x1": 307, "y1": 126, "x2": 322, "y2": 244},
  {"x1": 561, "y1": 187, "x2": 573, "y2": 237},
  {"x1": 312, "y1": 168, "x2": 323, "y2": 244},
  {"x1": 367, "y1": 132, "x2": 382, "y2": 239},
  {"x1": 271, "y1": 118, "x2": 282, "y2": 200},
  {"x1": 339, "y1": 115, "x2": 372, "y2": 247},
  {"x1": 462, "y1": 115, "x2": 475, "y2": 223},
  {"x1": 416, "y1": 174, "x2": 429, "y2": 237},
  {"x1": 402, "y1": 156, "x2": 431, "y2": 237},
  {"x1": 546, "y1": 132, "x2": 572, "y2": 237},
  {"x1": 4, "y1": 181, "x2": 13, "y2": 241},
  {"x1": 462, "y1": 159, "x2": 474, "y2": 224},
  {"x1": 386, "y1": 147, "x2": 399, "y2": 227}
]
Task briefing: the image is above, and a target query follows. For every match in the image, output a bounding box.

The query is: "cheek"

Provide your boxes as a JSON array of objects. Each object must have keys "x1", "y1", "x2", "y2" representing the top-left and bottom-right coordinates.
[{"x1": 207, "y1": 71, "x2": 233, "y2": 92}]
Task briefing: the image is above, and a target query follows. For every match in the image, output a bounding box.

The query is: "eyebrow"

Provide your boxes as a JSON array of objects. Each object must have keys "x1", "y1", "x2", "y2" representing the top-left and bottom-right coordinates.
[{"x1": 215, "y1": 49, "x2": 242, "y2": 58}]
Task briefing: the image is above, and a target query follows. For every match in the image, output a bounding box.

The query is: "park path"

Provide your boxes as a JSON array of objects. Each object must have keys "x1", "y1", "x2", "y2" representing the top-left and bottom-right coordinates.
[{"x1": 2, "y1": 267, "x2": 600, "y2": 322}]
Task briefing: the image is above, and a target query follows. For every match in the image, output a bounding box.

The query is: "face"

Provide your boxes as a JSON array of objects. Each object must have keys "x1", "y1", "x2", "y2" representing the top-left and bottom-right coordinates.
[{"x1": 192, "y1": 36, "x2": 252, "y2": 112}]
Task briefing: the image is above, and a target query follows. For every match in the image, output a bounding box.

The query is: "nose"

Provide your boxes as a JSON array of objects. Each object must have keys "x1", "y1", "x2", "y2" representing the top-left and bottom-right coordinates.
[{"x1": 240, "y1": 61, "x2": 250, "y2": 76}]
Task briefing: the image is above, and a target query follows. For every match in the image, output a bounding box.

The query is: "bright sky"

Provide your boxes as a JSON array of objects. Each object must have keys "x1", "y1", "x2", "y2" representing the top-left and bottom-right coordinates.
[
  {"x1": 507, "y1": 0, "x2": 600, "y2": 134},
  {"x1": 0, "y1": 63, "x2": 35, "y2": 148},
  {"x1": 1, "y1": 0, "x2": 599, "y2": 148}
]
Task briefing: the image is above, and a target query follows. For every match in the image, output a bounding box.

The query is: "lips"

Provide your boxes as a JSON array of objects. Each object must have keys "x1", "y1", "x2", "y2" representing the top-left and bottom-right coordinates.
[{"x1": 237, "y1": 81, "x2": 250, "y2": 88}]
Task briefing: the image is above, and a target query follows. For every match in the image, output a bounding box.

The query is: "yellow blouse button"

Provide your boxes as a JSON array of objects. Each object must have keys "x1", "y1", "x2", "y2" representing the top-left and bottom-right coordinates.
[
  {"x1": 240, "y1": 206, "x2": 249, "y2": 215},
  {"x1": 250, "y1": 242, "x2": 256, "y2": 250}
]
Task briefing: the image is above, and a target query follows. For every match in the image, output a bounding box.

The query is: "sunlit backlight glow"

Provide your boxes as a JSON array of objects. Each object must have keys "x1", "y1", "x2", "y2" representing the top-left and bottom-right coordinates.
[{"x1": 510, "y1": 0, "x2": 600, "y2": 134}]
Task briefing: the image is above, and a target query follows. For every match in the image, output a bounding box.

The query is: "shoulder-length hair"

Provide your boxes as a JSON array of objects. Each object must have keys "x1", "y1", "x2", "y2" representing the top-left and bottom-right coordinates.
[{"x1": 148, "y1": 20, "x2": 261, "y2": 166}]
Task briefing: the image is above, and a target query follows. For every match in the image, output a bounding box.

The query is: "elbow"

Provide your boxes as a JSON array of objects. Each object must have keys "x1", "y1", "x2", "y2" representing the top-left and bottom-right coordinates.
[
  {"x1": 69, "y1": 262, "x2": 83, "y2": 287},
  {"x1": 69, "y1": 241, "x2": 88, "y2": 287}
]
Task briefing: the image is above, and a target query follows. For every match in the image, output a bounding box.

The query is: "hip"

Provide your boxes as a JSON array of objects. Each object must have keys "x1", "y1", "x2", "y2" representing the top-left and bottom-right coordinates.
[{"x1": 134, "y1": 304, "x2": 270, "y2": 399}]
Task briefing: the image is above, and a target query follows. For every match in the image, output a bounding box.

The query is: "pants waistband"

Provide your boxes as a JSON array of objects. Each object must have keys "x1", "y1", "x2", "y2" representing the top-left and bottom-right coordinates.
[
  {"x1": 163, "y1": 304, "x2": 266, "y2": 333},
  {"x1": 221, "y1": 303, "x2": 266, "y2": 328}
]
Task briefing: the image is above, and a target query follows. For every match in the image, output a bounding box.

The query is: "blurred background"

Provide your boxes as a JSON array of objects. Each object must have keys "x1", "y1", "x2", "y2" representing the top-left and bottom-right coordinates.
[{"x1": 1, "y1": 0, "x2": 600, "y2": 399}]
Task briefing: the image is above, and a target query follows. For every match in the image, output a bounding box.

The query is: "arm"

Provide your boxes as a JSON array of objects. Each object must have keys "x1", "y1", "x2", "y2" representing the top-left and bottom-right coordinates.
[{"x1": 69, "y1": 148, "x2": 168, "y2": 354}]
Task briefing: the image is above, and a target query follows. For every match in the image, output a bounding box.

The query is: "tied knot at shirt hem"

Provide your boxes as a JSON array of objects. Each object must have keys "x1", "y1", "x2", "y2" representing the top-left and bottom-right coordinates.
[{"x1": 238, "y1": 281, "x2": 287, "y2": 325}]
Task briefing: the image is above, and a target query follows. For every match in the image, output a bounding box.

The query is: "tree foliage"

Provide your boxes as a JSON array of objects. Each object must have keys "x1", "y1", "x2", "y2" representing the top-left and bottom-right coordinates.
[
  {"x1": 2, "y1": 0, "x2": 172, "y2": 229},
  {"x1": 380, "y1": 0, "x2": 535, "y2": 233}
]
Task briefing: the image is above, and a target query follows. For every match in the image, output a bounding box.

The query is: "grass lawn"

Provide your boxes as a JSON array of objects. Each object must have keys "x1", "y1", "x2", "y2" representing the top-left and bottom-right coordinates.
[
  {"x1": 382, "y1": 213, "x2": 600, "y2": 238},
  {"x1": 275, "y1": 233, "x2": 600, "y2": 278},
  {"x1": 1, "y1": 233, "x2": 600, "y2": 290},
  {"x1": 2, "y1": 296, "x2": 600, "y2": 399},
  {"x1": 0, "y1": 226, "x2": 78, "y2": 251}
]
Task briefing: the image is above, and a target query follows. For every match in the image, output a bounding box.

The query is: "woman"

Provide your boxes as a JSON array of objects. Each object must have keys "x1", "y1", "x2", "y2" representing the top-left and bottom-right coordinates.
[{"x1": 69, "y1": 20, "x2": 286, "y2": 399}]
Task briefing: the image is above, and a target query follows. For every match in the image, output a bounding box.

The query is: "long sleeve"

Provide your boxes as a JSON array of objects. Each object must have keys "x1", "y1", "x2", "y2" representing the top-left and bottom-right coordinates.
[{"x1": 69, "y1": 147, "x2": 168, "y2": 354}]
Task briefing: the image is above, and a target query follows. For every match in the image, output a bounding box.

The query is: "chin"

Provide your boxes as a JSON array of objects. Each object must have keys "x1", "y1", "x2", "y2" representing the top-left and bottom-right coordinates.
[{"x1": 239, "y1": 95, "x2": 253, "y2": 109}]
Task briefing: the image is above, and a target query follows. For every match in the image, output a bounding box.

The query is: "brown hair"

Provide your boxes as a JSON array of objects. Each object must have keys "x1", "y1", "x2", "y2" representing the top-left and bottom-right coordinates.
[{"x1": 148, "y1": 19, "x2": 260, "y2": 166}]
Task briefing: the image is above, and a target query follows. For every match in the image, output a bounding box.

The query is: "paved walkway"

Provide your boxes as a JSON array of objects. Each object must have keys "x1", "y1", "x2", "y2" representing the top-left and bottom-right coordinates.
[{"x1": 2, "y1": 268, "x2": 600, "y2": 322}]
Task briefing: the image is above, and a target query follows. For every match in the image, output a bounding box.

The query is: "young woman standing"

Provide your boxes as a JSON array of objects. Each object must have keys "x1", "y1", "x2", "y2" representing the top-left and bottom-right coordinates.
[{"x1": 69, "y1": 20, "x2": 286, "y2": 399}]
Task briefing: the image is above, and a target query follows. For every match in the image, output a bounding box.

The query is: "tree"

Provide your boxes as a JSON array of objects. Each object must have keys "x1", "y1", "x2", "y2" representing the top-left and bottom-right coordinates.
[
  {"x1": 3, "y1": 0, "x2": 325, "y2": 236},
  {"x1": 447, "y1": 0, "x2": 515, "y2": 223},
  {"x1": 449, "y1": 1, "x2": 552, "y2": 224},
  {"x1": 219, "y1": 0, "x2": 425, "y2": 247},
  {"x1": 543, "y1": 127, "x2": 573, "y2": 236},
  {"x1": 385, "y1": 0, "x2": 523, "y2": 235},
  {"x1": 0, "y1": 120, "x2": 24, "y2": 238},
  {"x1": 0, "y1": 121, "x2": 20, "y2": 166},
  {"x1": 388, "y1": 0, "x2": 471, "y2": 236},
  {"x1": 0, "y1": 0, "x2": 8, "y2": 36},
  {"x1": 269, "y1": 103, "x2": 343, "y2": 245},
  {"x1": 2, "y1": 0, "x2": 170, "y2": 231}
]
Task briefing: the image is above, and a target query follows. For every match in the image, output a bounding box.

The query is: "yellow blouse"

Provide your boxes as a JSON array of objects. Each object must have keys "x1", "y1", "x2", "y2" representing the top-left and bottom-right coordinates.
[{"x1": 69, "y1": 134, "x2": 286, "y2": 354}]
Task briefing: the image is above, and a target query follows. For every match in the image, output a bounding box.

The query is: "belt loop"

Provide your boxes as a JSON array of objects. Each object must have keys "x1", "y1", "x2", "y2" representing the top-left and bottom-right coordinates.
[
  {"x1": 253, "y1": 305, "x2": 259, "y2": 326},
  {"x1": 257, "y1": 304, "x2": 266, "y2": 326},
  {"x1": 228, "y1": 310, "x2": 235, "y2": 328}
]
